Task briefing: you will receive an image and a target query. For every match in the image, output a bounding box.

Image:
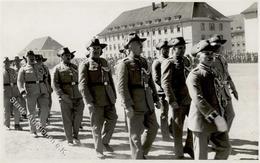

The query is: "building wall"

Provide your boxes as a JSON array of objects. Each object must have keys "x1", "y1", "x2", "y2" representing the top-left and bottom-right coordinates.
[
  {"x1": 244, "y1": 13, "x2": 258, "y2": 53},
  {"x1": 231, "y1": 32, "x2": 245, "y2": 54}
]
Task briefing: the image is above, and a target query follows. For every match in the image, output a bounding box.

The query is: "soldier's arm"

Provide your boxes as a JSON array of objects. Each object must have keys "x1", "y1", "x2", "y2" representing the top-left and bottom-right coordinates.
[
  {"x1": 151, "y1": 60, "x2": 162, "y2": 92},
  {"x1": 108, "y1": 67, "x2": 117, "y2": 99},
  {"x1": 149, "y1": 72, "x2": 159, "y2": 103},
  {"x1": 186, "y1": 71, "x2": 219, "y2": 123},
  {"x1": 17, "y1": 67, "x2": 26, "y2": 95},
  {"x1": 78, "y1": 62, "x2": 94, "y2": 104},
  {"x1": 52, "y1": 66, "x2": 65, "y2": 97},
  {"x1": 161, "y1": 60, "x2": 177, "y2": 104},
  {"x1": 117, "y1": 61, "x2": 134, "y2": 109}
]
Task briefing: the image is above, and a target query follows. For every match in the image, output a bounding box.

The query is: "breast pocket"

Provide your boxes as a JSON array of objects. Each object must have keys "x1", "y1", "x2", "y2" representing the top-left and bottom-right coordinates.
[
  {"x1": 129, "y1": 67, "x2": 141, "y2": 85},
  {"x1": 59, "y1": 71, "x2": 72, "y2": 83},
  {"x1": 24, "y1": 71, "x2": 36, "y2": 81}
]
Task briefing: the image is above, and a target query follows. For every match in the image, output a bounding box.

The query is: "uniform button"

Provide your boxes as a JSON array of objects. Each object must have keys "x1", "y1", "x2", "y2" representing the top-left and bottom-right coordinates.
[
  {"x1": 104, "y1": 82, "x2": 108, "y2": 85},
  {"x1": 71, "y1": 82, "x2": 76, "y2": 85}
]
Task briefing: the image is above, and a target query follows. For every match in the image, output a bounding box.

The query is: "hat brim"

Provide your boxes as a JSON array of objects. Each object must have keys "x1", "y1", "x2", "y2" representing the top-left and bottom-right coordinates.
[
  {"x1": 57, "y1": 51, "x2": 76, "y2": 57},
  {"x1": 124, "y1": 38, "x2": 146, "y2": 49}
]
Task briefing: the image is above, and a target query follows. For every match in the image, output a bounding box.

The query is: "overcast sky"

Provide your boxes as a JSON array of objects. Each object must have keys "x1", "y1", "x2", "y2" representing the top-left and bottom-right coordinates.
[{"x1": 0, "y1": 0, "x2": 258, "y2": 58}]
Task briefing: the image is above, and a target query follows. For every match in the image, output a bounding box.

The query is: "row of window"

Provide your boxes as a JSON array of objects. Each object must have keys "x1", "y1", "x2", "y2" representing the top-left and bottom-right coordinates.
[
  {"x1": 231, "y1": 42, "x2": 245, "y2": 47},
  {"x1": 104, "y1": 37, "x2": 175, "y2": 51},
  {"x1": 104, "y1": 26, "x2": 181, "y2": 42},
  {"x1": 200, "y1": 23, "x2": 223, "y2": 31},
  {"x1": 231, "y1": 26, "x2": 242, "y2": 30}
]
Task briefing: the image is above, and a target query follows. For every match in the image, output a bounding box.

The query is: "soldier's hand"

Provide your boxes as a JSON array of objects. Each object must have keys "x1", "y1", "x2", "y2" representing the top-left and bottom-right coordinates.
[
  {"x1": 61, "y1": 94, "x2": 72, "y2": 105},
  {"x1": 214, "y1": 115, "x2": 228, "y2": 132},
  {"x1": 170, "y1": 101, "x2": 179, "y2": 110},
  {"x1": 232, "y1": 90, "x2": 238, "y2": 100},
  {"x1": 155, "y1": 101, "x2": 161, "y2": 109},
  {"x1": 125, "y1": 107, "x2": 134, "y2": 119}
]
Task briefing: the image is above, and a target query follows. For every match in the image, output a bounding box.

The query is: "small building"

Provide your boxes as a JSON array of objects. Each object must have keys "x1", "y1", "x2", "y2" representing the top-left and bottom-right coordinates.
[
  {"x1": 241, "y1": 2, "x2": 258, "y2": 53},
  {"x1": 98, "y1": 2, "x2": 232, "y2": 59},
  {"x1": 228, "y1": 14, "x2": 245, "y2": 54},
  {"x1": 19, "y1": 36, "x2": 63, "y2": 68}
]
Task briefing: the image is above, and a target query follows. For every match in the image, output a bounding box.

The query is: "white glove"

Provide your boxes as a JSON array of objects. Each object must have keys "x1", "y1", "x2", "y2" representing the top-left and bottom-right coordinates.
[{"x1": 214, "y1": 115, "x2": 228, "y2": 132}]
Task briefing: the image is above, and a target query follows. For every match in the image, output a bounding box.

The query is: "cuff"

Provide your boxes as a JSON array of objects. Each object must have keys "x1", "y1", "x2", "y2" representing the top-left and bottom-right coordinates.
[{"x1": 205, "y1": 110, "x2": 219, "y2": 123}]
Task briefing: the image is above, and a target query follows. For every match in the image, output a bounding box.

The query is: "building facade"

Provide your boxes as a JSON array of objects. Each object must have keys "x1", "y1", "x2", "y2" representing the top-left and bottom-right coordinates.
[
  {"x1": 228, "y1": 14, "x2": 245, "y2": 54},
  {"x1": 98, "y1": 2, "x2": 232, "y2": 59},
  {"x1": 241, "y1": 2, "x2": 258, "y2": 53}
]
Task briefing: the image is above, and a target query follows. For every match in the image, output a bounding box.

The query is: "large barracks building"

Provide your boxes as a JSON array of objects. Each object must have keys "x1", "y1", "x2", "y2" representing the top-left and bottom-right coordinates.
[{"x1": 98, "y1": 2, "x2": 232, "y2": 58}]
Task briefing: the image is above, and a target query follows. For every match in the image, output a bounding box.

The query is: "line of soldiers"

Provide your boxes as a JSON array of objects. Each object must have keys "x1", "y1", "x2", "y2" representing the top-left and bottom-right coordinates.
[{"x1": 3, "y1": 33, "x2": 238, "y2": 160}]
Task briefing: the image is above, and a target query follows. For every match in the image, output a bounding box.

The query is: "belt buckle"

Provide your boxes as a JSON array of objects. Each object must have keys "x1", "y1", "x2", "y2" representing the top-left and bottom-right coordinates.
[
  {"x1": 71, "y1": 82, "x2": 76, "y2": 85},
  {"x1": 10, "y1": 83, "x2": 14, "y2": 87},
  {"x1": 36, "y1": 81, "x2": 40, "y2": 84},
  {"x1": 104, "y1": 82, "x2": 108, "y2": 85}
]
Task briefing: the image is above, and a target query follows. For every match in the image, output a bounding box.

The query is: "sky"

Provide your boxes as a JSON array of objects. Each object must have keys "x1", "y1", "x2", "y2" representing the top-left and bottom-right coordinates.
[{"x1": 0, "y1": 0, "x2": 258, "y2": 58}]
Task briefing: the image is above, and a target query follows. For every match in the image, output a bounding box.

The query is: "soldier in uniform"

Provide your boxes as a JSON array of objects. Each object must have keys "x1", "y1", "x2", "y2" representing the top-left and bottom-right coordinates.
[
  {"x1": 12, "y1": 56, "x2": 27, "y2": 119},
  {"x1": 52, "y1": 47, "x2": 84, "y2": 145},
  {"x1": 117, "y1": 33, "x2": 160, "y2": 159},
  {"x1": 35, "y1": 54, "x2": 53, "y2": 123},
  {"x1": 78, "y1": 38, "x2": 118, "y2": 159},
  {"x1": 208, "y1": 35, "x2": 238, "y2": 131},
  {"x1": 186, "y1": 40, "x2": 230, "y2": 160},
  {"x1": 152, "y1": 41, "x2": 173, "y2": 141},
  {"x1": 161, "y1": 37, "x2": 194, "y2": 159},
  {"x1": 3, "y1": 57, "x2": 23, "y2": 130},
  {"x1": 17, "y1": 51, "x2": 49, "y2": 137}
]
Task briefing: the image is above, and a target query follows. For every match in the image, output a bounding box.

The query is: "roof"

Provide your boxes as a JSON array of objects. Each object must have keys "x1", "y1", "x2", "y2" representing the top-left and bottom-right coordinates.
[
  {"x1": 23, "y1": 36, "x2": 63, "y2": 51},
  {"x1": 98, "y1": 2, "x2": 230, "y2": 36},
  {"x1": 241, "y1": 2, "x2": 258, "y2": 14},
  {"x1": 228, "y1": 14, "x2": 244, "y2": 33}
]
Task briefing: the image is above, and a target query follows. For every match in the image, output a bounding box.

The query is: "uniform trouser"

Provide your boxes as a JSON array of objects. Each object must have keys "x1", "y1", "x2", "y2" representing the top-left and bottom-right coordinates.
[
  {"x1": 48, "y1": 93, "x2": 52, "y2": 117},
  {"x1": 171, "y1": 105, "x2": 193, "y2": 157},
  {"x1": 25, "y1": 93, "x2": 49, "y2": 133},
  {"x1": 127, "y1": 110, "x2": 159, "y2": 159},
  {"x1": 159, "y1": 95, "x2": 170, "y2": 139},
  {"x1": 89, "y1": 104, "x2": 118, "y2": 154},
  {"x1": 20, "y1": 96, "x2": 27, "y2": 115},
  {"x1": 224, "y1": 100, "x2": 235, "y2": 131},
  {"x1": 4, "y1": 96, "x2": 20, "y2": 127},
  {"x1": 60, "y1": 98, "x2": 84, "y2": 142},
  {"x1": 193, "y1": 131, "x2": 231, "y2": 160}
]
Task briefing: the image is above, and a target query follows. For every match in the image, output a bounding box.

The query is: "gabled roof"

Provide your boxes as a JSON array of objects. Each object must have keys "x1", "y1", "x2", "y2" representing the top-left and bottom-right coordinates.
[
  {"x1": 228, "y1": 14, "x2": 245, "y2": 33},
  {"x1": 241, "y1": 2, "x2": 258, "y2": 14},
  {"x1": 98, "y1": 2, "x2": 230, "y2": 36},
  {"x1": 23, "y1": 36, "x2": 63, "y2": 51}
]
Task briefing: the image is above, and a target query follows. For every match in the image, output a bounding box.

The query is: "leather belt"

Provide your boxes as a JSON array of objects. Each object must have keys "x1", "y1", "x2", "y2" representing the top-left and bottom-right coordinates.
[
  {"x1": 61, "y1": 82, "x2": 78, "y2": 86},
  {"x1": 90, "y1": 82, "x2": 109, "y2": 86},
  {"x1": 4, "y1": 83, "x2": 17, "y2": 86},
  {"x1": 25, "y1": 81, "x2": 44, "y2": 84}
]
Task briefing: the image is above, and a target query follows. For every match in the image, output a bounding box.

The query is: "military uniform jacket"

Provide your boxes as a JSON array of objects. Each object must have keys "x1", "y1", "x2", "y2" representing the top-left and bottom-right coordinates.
[
  {"x1": 186, "y1": 64, "x2": 222, "y2": 132},
  {"x1": 117, "y1": 55, "x2": 159, "y2": 112},
  {"x1": 161, "y1": 56, "x2": 191, "y2": 105},
  {"x1": 78, "y1": 57, "x2": 116, "y2": 106},
  {"x1": 53, "y1": 62, "x2": 82, "y2": 99},
  {"x1": 18, "y1": 63, "x2": 48, "y2": 96},
  {"x1": 212, "y1": 54, "x2": 236, "y2": 101},
  {"x1": 152, "y1": 57, "x2": 167, "y2": 95},
  {"x1": 4, "y1": 67, "x2": 20, "y2": 98},
  {"x1": 37, "y1": 63, "x2": 52, "y2": 93}
]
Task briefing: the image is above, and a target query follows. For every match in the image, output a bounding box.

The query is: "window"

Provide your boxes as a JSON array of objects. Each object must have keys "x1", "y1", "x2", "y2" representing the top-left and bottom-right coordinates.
[
  {"x1": 147, "y1": 31, "x2": 149, "y2": 36},
  {"x1": 153, "y1": 39, "x2": 156, "y2": 46},
  {"x1": 177, "y1": 26, "x2": 181, "y2": 32},
  {"x1": 109, "y1": 45, "x2": 112, "y2": 50},
  {"x1": 237, "y1": 43, "x2": 240, "y2": 47},
  {"x1": 104, "y1": 37, "x2": 107, "y2": 42},
  {"x1": 201, "y1": 23, "x2": 205, "y2": 31},
  {"x1": 117, "y1": 35, "x2": 120, "y2": 40},
  {"x1": 158, "y1": 39, "x2": 161, "y2": 43},
  {"x1": 158, "y1": 29, "x2": 161, "y2": 35},
  {"x1": 209, "y1": 23, "x2": 215, "y2": 31},
  {"x1": 201, "y1": 34, "x2": 206, "y2": 40},
  {"x1": 113, "y1": 44, "x2": 116, "y2": 50},
  {"x1": 141, "y1": 32, "x2": 144, "y2": 37},
  {"x1": 118, "y1": 44, "x2": 120, "y2": 50},
  {"x1": 171, "y1": 27, "x2": 174, "y2": 33},
  {"x1": 113, "y1": 36, "x2": 115, "y2": 41},
  {"x1": 164, "y1": 28, "x2": 168, "y2": 34},
  {"x1": 219, "y1": 23, "x2": 223, "y2": 31},
  {"x1": 231, "y1": 27, "x2": 233, "y2": 30},
  {"x1": 232, "y1": 44, "x2": 234, "y2": 47},
  {"x1": 152, "y1": 30, "x2": 155, "y2": 35}
]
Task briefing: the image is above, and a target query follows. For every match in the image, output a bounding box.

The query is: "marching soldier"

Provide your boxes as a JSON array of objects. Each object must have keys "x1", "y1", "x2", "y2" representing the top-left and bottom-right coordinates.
[
  {"x1": 117, "y1": 33, "x2": 160, "y2": 159},
  {"x1": 35, "y1": 54, "x2": 53, "y2": 123},
  {"x1": 161, "y1": 37, "x2": 194, "y2": 159},
  {"x1": 152, "y1": 41, "x2": 173, "y2": 141},
  {"x1": 17, "y1": 51, "x2": 49, "y2": 137},
  {"x1": 208, "y1": 34, "x2": 238, "y2": 131},
  {"x1": 52, "y1": 47, "x2": 84, "y2": 145},
  {"x1": 12, "y1": 56, "x2": 27, "y2": 119},
  {"x1": 78, "y1": 38, "x2": 118, "y2": 159},
  {"x1": 186, "y1": 40, "x2": 230, "y2": 160},
  {"x1": 3, "y1": 57, "x2": 23, "y2": 130}
]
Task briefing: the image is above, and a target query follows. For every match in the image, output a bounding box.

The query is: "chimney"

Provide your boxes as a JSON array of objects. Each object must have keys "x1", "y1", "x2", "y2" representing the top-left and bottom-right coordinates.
[{"x1": 152, "y1": 2, "x2": 156, "y2": 11}]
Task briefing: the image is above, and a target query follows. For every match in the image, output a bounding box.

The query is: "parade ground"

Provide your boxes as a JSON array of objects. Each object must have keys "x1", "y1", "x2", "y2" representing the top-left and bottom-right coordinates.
[{"x1": 1, "y1": 63, "x2": 258, "y2": 161}]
